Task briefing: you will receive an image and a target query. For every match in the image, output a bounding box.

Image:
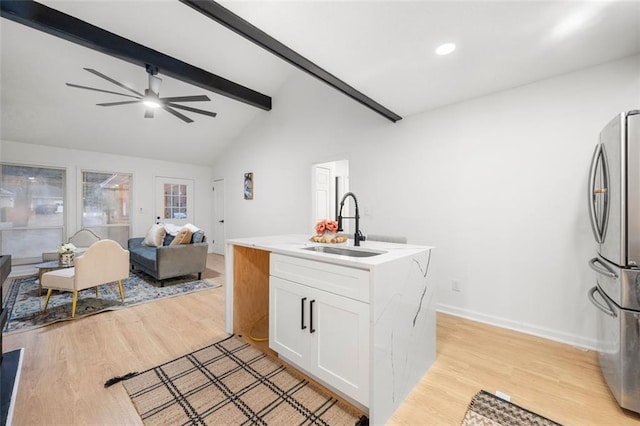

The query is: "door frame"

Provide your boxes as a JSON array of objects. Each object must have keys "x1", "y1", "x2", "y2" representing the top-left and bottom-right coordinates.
[
  {"x1": 311, "y1": 159, "x2": 349, "y2": 230},
  {"x1": 212, "y1": 178, "x2": 225, "y2": 255}
]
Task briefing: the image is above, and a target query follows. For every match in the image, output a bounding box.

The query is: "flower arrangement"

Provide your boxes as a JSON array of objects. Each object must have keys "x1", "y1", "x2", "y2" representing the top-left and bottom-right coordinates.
[
  {"x1": 311, "y1": 220, "x2": 347, "y2": 243},
  {"x1": 315, "y1": 219, "x2": 339, "y2": 235},
  {"x1": 57, "y1": 243, "x2": 76, "y2": 253},
  {"x1": 57, "y1": 243, "x2": 76, "y2": 266}
]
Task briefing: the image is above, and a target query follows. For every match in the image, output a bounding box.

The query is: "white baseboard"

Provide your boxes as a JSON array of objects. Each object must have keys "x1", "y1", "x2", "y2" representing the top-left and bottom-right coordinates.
[{"x1": 436, "y1": 303, "x2": 598, "y2": 351}]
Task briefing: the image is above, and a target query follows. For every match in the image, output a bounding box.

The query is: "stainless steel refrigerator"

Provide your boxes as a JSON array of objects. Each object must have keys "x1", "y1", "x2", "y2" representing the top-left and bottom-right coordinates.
[{"x1": 587, "y1": 109, "x2": 640, "y2": 414}]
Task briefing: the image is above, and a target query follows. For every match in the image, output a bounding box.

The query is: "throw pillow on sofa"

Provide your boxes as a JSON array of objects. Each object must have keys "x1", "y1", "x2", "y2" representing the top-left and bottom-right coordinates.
[
  {"x1": 142, "y1": 224, "x2": 166, "y2": 247},
  {"x1": 170, "y1": 228, "x2": 193, "y2": 245},
  {"x1": 163, "y1": 233, "x2": 175, "y2": 246},
  {"x1": 191, "y1": 230, "x2": 205, "y2": 243}
]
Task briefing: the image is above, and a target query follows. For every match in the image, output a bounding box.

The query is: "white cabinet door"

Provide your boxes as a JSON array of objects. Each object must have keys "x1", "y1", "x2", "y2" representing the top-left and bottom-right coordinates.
[
  {"x1": 269, "y1": 274, "x2": 370, "y2": 407},
  {"x1": 269, "y1": 276, "x2": 309, "y2": 368},
  {"x1": 309, "y1": 288, "x2": 370, "y2": 406}
]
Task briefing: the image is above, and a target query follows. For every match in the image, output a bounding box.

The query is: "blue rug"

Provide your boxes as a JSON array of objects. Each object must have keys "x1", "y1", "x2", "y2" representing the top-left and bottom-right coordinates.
[{"x1": 2, "y1": 271, "x2": 221, "y2": 334}]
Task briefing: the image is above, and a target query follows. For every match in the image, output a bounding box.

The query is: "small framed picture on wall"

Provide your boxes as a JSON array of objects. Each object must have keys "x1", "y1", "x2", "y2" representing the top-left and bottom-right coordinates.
[{"x1": 244, "y1": 172, "x2": 253, "y2": 200}]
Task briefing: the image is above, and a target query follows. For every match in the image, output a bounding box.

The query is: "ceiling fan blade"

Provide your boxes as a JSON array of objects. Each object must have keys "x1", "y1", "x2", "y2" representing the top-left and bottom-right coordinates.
[
  {"x1": 167, "y1": 103, "x2": 217, "y2": 118},
  {"x1": 149, "y1": 74, "x2": 162, "y2": 96},
  {"x1": 160, "y1": 95, "x2": 210, "y2": 103},
  {"x1": 66, "y1": 83, "x2": 140, "y2": 99},
  {"x1": 162, "y1": 105, "x2": 193, "y2": 123},
  {"x1": 83, "y1": 68, "x2": 144, "y2": 97},
  {"x1": 96, "y1": 100, "x2": 142, "y2": 107},
  {"x1": 144, "y1": 108, "x2": 155, "y2": 119}
]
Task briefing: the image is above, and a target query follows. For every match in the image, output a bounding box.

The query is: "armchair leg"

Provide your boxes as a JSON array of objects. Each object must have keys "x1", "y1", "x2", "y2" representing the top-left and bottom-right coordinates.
[
  {"x1": 43, "y1": 288, "x2": 53, "y2": 312},
  {"x1": 117, "y1": 279, "x2": 125, "y2": 303},
  {"x1": 95, "y1": 286, "x2": 99, "y2": 297},
  {"x1": 71, "y1": 291, "x2": 78, "y2": 318},
  {"x1": 198, "y1": 272, "x2": 202, "y2": 280}
]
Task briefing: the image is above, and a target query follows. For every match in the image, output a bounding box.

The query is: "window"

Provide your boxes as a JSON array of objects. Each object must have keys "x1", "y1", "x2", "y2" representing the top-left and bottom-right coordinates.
[
  {"x1": 0, "y1": 164, "x2": 66, "y2": 264},
  {"x1": 163, "y1": 183, "x2": 187, "y2": 220},
  {"x1": 154, "y1": 177, "x2": 193, "y2": 225},
  {"x1": 81, "y1": 171, "x2": 131, "y2": 247}
]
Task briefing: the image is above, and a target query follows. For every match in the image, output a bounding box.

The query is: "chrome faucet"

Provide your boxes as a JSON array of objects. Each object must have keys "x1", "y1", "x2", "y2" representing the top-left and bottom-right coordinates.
[{"x1": 337, "y1": 192, "x2": 366, "y2": 246}]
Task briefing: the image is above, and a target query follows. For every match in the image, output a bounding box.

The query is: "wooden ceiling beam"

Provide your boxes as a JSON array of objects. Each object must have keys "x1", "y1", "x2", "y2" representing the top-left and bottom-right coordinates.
[
  {"x1": 0, "y1": 0, "x2": 272, "y2": 111},
  {"x1": 180, "y1": 0, "x2": 402, "y2": 123}
]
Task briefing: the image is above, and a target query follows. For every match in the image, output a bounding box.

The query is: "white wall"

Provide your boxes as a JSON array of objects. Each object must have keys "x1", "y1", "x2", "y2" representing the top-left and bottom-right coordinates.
[
  {"x1": 368, "y1": 55, "x2": 639, "y2": 348},
  {"x1": 0, "y1": 141, "x2": 214, "y2": 248},
  {"x1": 214, "y1": 54, "x2": 640, "y2": 348},
  {"x1": 211, "y1": 71, "x2": 389, "y2": 238}
]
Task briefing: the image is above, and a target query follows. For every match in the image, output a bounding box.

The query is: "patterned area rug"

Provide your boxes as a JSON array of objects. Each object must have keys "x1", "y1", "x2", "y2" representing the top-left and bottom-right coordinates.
[
  {"x1": 2, "y1": 270, "x2": 222, "y2": 334},
  {"x1": 123, "y1": 334, "x2": 364, "y2": 425},
  {"x1": 461, "y1": 390, "x2": 561, "y2": 426}
]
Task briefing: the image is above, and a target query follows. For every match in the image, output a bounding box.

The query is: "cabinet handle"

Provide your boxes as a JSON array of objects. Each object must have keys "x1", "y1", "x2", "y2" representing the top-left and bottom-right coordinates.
[
  {"x1": 310, "y1": 299, "x2": 316, "y2": 333},
  {"x1": 301, "y1": 297, "x2": 307, "y2": 330}
]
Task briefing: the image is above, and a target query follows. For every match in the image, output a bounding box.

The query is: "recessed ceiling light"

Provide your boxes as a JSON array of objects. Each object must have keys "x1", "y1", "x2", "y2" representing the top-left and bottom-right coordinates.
[{"x1": 435, "y1": 43, "x2": 456, "y2": 56}]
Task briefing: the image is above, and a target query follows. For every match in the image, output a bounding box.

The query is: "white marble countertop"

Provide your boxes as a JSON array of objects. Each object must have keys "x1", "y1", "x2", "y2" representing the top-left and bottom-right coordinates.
[{"x1": 225, "y1": 234, "x2": 433, "y2": 269}]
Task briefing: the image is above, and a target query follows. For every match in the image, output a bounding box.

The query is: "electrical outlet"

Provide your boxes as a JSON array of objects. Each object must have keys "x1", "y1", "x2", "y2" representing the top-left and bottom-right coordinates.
[{"x1": 451, "y1": 279, "x2": 461, "y2": 292}]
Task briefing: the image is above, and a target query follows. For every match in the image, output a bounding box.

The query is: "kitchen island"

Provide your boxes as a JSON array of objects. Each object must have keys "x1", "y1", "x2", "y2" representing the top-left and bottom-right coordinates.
[{"x1": 225, "y1": 234, "x2": 435, "y2": 424}]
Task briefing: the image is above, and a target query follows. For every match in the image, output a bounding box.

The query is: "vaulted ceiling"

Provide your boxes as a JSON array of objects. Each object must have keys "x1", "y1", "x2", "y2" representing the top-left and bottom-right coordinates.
[{"x1": 2, "y1": 1, "x2": 639, "y2": 166}]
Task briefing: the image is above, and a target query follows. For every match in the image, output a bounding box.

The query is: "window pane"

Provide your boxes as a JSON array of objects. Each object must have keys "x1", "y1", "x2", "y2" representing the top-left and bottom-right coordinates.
[
  {"x1": 82, "y1": 171, "x2": 131, "y2": 247},
  {"x1": 87, "y1": 225, "x2": 130, "y2": 247},
  {"x1": 163, "y1": 183, "x2": 187, "y2": 219},
  {"x1": 1, "y1": 228, "x2": 63, "y2": 260},
  {"x1": 1, "y1": 164, "x2": 65, "y2": 263}
]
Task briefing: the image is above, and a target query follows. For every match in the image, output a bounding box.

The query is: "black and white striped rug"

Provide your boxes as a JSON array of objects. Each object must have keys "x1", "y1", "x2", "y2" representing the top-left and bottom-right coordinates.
[
  {"x1": 461, "y1": 390, "x2": 561, "y2": 426},
  {"x1": 123, "y1": 334, "x2": 364, "y2": 425}
]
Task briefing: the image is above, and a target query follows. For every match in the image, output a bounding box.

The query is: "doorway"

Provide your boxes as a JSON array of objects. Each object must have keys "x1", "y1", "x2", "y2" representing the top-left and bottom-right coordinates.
[
  {"x1": 212, "y1": 179, "x2": 225, "y2": 255},
  {"x1": 311, "y1": 160, "x2": 349, "y2": 229}
]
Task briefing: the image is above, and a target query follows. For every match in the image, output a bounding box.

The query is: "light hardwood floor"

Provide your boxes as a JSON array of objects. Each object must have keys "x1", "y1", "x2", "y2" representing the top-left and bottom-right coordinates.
[{"x1": 4, "y1": 254, "x2": 640, "y2": 425}]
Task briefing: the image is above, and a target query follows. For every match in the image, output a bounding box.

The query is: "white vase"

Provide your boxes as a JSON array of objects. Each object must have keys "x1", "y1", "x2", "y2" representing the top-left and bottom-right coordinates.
[{"x1": 59, "y1": 251, "x2": 74, "y2": 266}]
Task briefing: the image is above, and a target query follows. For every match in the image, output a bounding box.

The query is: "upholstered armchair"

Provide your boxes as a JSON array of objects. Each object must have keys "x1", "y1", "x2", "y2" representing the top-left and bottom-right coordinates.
[
  {"x1": 42, "y1": 239, "x2": 129, "y2": 318},
  {"x1": 68, "y1": 228, "x2": 102, "y2": 249}
]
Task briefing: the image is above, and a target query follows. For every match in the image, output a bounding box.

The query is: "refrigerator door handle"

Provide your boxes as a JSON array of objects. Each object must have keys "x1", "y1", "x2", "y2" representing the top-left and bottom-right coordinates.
[
  {"x1": 588, "y1": 257, "x2": 618, "y2": 278},
  {"x1": 588, "y1": 286, "x2": 617, "y2": 318},
  {"x1": 588, "y1": 143, "x2": 610, "y2": 244}
]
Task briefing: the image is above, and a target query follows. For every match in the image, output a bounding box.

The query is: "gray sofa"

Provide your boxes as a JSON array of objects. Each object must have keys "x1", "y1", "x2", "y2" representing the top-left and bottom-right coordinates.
[{"x1": 128, "y1": 236, "x2": 208, "y2": 283}]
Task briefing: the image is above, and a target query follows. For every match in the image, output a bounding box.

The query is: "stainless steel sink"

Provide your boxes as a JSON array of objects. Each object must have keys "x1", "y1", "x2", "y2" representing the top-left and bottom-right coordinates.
[{"x1": 302, "y1": 245, "x2": 385, "y2": 257}]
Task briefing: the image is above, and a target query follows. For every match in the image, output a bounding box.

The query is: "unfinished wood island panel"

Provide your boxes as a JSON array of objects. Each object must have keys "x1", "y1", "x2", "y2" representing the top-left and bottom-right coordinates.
[{"x1": 232, "y1": 245, "x2": 270, "y2": 337}]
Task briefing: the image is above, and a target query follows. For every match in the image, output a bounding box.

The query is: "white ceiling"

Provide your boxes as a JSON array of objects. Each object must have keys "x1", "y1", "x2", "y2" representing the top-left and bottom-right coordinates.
[{"x1": 2, "y1": 1, "x2": 639, "y2": 166}]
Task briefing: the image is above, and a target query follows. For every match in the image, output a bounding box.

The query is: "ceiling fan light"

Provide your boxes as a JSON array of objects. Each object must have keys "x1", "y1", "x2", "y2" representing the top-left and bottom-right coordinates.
[
  {"x1": 143, "y1": 99, "x2": 161, "y2": 109},
  {"x1": 143, "y1": 88, "x2": 161, "y2": 108}
]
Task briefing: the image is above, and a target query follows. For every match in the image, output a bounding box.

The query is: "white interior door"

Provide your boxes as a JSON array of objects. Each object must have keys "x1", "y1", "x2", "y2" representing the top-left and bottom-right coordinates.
[
  {"x1": 154, "y1": 176, "x2": 194, "y2": 226},
  {"x1": 311, "y1": 160, "x2": 349, "y2": 230},
  {"x1": 212, "y1": 179, "x2": 225, "y2": 255},
  {"x1": 313, "y1": 166, "x2": 331, "y2": 223}
]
